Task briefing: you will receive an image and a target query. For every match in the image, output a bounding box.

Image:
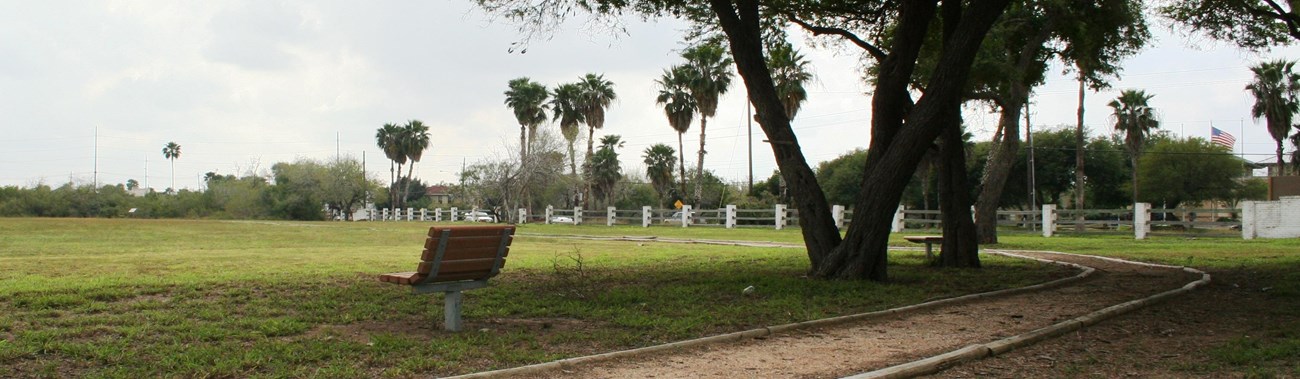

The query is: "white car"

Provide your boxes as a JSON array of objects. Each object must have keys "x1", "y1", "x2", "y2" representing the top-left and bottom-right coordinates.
[
  {"x1": 463, "y1": 211, "x2": 496, "y2": 223},
  {"x1": 664, "y1": 211, "x2": 694, "y2": 224},
  {"x1": 548, "y1": 215, "x2": 574, "y2": 223}
]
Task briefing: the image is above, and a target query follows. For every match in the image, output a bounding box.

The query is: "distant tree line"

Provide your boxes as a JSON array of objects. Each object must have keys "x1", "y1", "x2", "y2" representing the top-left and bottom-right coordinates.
[{"x1": 0, "y1": 158, "x2": 378, "y2": 220}]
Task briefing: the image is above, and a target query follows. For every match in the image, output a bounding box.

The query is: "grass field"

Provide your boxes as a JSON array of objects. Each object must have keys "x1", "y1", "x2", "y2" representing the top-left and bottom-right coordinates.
[{"x1": 0, "y1": 218, "x2": 1070, "y2": 378}]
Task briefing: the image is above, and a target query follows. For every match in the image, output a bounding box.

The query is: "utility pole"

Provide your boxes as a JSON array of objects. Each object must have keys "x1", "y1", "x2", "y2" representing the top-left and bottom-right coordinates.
[{"x1": 93, "y1": 126, "x2": 98, "y2": 190}]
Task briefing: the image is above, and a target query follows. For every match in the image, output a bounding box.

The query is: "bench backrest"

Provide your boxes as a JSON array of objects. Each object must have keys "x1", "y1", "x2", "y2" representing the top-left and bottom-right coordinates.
[{"x1": 413, "y1": 225, "x2": 515, "y2": 285}]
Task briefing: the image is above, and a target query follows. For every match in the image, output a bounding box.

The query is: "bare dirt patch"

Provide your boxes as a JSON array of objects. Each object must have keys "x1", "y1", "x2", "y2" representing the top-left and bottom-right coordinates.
[
  {"x1": 934, "y1": 268, "x2": 1300, "y2": 378},
  {"x1": 485, "y1": 252, "x2": 1207, "y2": 378}
]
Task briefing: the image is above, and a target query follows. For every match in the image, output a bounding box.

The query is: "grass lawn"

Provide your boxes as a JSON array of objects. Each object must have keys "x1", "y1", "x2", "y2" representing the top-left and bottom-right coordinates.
[{"x1": 0, "y1": 218, "x2": 1071, "y2": 378}]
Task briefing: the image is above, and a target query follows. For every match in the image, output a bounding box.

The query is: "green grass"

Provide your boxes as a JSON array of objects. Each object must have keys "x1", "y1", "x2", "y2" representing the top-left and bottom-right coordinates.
[{"x1": 0, "y1": 218, "x2": 1069, "y2": 378}]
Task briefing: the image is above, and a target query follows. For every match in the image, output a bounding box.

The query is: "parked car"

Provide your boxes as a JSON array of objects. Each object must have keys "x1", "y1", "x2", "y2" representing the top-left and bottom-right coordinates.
[
  {"x1": 463, "y1": 211, "x2": 496, "y2": 223},
  {"x1": 548, "y1": 215, "x2": 574, "y2": 223},
  {"x1": 664, "y1": 211, "x2": 694, "y2": 224}
]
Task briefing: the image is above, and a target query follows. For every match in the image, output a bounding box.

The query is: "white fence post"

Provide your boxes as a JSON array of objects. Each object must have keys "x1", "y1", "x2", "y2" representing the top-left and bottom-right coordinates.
[
  {"x1": 420, "y1": 208, "x2": 427, "y2": 221},
  {"x1": 1242, "y1": 201, "x2": 1257, "y2": 240},
  {"x1": 775, "y1": 204, "x2": 786, "y2": 230},
  {"x1": 832, "y1": 205, "x2": 845, "y2": 230},
  {"x1": 607, "y1": 206, "x2": 616, "y2": 226},
  {"x1": 726, "y1": 204, "x2": 737, "y2": 229},
  {"x1": 642, "y1": 206, "x2": 652, "y2": 227},
  {"x1": 1134, "y1": 202, "x2": 1151, "y2": 240},
  {"x1": 1042, "y1": 204, "x2": 1056, "y2": 237},
  {"x1": 518, "y1": 208, "x2": 527, "y2": 224},
  {"x1": 545, "y1": 205, "x2": 553, "y2": 224},
  {"x1": 382, "y1": 208, "x2": 390, "y2": 221},
  {"x1": 406, "y1": 207, "x2": 414, "y2": 221},
  {"x1": 450, "y1": 207, "x2": 458, "y2": 222},
  {"x1": 574, "y1": 207, "x2": 582, "y2": 225},
  {"x1": 680, "y1": 205, "x2": 691, "y2": 227},
  {"x1": 891, "y1": 205, "x2": 905, "y2": 233},
  {"x1": 434, "y1": 208, "x2": 442, "y2": 222}
]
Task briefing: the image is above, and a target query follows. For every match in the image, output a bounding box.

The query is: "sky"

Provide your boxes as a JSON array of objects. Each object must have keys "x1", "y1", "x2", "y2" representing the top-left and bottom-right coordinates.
[{"x1": 2, "y1": 1, "x2": 1298, "y2": 191}]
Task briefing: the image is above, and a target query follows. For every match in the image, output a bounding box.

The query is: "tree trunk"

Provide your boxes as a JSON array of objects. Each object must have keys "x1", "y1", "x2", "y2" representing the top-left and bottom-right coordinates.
[
  {"x1": 1131, "y1": 156, "x2": 1140, "y2": 204},
  {"x1": 937, "y1": 115, "x2": 979, "y2": 268},
  {"x1": 975, "y1": 101, "x2": 1022, "y2": 244},
  {"x1": 678, "y1": 132, "x2": 688, "y2": 198},
  {"x1": 709, "y1": 0, "x2": 841, "y2": 272},
  {"x1": 402, "y1": 162, "x2": 416, "y2": 209},
  {"x1": 695, "y1": 116, "x2": 708, "y2": 205},
  {"x1": 710, "y1": 0, "x2": 1008, "y2": 280},
  {"x1": 568, "y1": 141, "x2": 578, "y2": 176},
  {"x1": 520, "y1": 125, "x2": 528, "y2": 167},
  {"x1": 388, "y1": 159, "x2": 395, "y2": 212},
  {"x1": 1278, "y1": 142, "x2": 1286, "y2": 176},
  {"x1": 584, "y1": 126, "x2": 596, "y2": 208},
  {"x1": 1075, "y1": 75, "x2": 1087, "y2": 231}
]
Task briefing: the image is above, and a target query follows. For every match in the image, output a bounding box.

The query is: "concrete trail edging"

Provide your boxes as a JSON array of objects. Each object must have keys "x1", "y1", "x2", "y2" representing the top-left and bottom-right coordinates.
[
  {"x1": 844, "y1": 250, "x2": 1212, "y2": 379},
  {"x1": 444, "y1": 238, "x2": 1095, "y2": 379}
]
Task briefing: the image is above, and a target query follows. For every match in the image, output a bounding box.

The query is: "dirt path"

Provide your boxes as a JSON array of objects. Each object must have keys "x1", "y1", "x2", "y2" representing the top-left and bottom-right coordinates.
[{"x1": 478, "y1": 250, "x2": 1200, "y2": 379}]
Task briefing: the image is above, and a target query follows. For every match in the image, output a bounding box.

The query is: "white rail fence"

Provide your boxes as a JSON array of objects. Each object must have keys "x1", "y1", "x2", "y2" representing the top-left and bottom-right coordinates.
[{"x1": 354, "y1": 200, "x2": 1282, "y2": 239}]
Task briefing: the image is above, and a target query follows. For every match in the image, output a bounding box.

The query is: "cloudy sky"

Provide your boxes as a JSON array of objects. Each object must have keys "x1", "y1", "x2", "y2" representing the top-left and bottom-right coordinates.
[{"x1": 2, "y1": 2, "x2": 1297, "y2": 191}]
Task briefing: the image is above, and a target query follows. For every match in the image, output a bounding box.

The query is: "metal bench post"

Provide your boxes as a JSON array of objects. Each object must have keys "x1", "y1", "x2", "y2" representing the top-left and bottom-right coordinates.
[{"x1": 444, "y1": 291, "x2": 464, "y2": 331}]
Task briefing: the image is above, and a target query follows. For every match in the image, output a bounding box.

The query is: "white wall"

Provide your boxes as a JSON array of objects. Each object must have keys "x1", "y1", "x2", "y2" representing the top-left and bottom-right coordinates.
[{"x1": 1242, "y1": 196, "x2": 1300, "y2": 239}]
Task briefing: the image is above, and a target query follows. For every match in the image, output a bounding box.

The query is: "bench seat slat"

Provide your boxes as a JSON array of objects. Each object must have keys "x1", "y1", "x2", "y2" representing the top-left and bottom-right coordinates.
[
  {"x1": 426, "y1": 225, "x2": 514, "y2": 238},
  {"x1": 417, "y1": 258, "x2": 504, "y2": 276},
  {"x1": 423, "y1": 234, "x2": 515, "y2": 250},
  {"x1": 421, "y1": 245, "x2": 510, "y2": 261},
  {"x1": 379, "y1": 271, "x2": 496, "y2": 285}
]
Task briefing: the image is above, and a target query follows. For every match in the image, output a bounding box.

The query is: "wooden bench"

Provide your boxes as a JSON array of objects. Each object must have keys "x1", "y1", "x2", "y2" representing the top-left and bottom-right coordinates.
[
  {"x1": 903, "y1": 235, "x2": 943, "y2": 259},
  {"x1": 379, "y1": 225, "x2": 515, "y2": 331}
]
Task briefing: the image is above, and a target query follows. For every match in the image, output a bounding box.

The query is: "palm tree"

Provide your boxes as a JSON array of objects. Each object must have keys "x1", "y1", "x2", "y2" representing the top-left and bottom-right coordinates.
[
  {"x1": 656, "y1": 65, "x2": 697, "y2": 197},
  {"x1": 504, "y1": 77, "x2": 549, "y2": 161},
  {"x1": 643, "y1": 143, "x2": 677, "y2": 206},
  {"x1": 681, "y1": 43, "x2": 733, "y2": 203},
  {"x1": 161, "y1": 142, "x2": 181, "y2": 193},
  {"x1": 550, "y1": 82, "x2": 586, "y2": 176},
  {"x1": 577, "y1": 73, "x2": 617, "y2": 164},
  {"x1": 767, "y1": 42, "x2": 813, "y2": 119},
  {"x1": 1246, "y1": 59, "x2": 1300, "y2": 176},
  {"x1": 577, "y1": 73, "x2": 616, "y2": 206},
  {"x1": 399, "y1": 119, "x2": 431, "y2": 208},
  {"x1": 1109, "y1": 89, "x2": 1159, "y2": 205},
  {"x1": 375, "y1": 123, "x2": 405, "y2": 209},
  {"x1": 589, "y1": 135, "x2": 625, "y2": 204}
]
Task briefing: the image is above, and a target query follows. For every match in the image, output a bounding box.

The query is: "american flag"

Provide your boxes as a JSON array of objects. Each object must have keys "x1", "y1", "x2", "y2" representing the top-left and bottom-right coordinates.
[{"x1": 1211, "y1": 127, "x2": 1236, "y2": 149}]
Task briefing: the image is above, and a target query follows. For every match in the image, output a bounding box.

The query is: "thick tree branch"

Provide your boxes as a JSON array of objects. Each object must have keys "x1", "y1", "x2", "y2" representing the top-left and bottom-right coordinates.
[
  {"x1": 1260, "y1": 0, "x2": 1300, "y2": 40},
  {"x1": 786, "y1": 13, "x2": 887, "y2": 62}
]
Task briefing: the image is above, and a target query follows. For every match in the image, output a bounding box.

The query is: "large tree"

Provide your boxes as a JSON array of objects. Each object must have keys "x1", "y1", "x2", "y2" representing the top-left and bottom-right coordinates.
[
  {"x1": 643, "y1": 143, "x2": 677, "y2": 207},
  {"x1": 504, "y1": 77, "x2": 549, "y2": 162},
  {"x1": 1057, "y1": 0, "x2": 1150, "y2": 230},
  {"x1": 550, "y1": 82, "x2": 587, "y2": 176},
  {"x1": 577, "y1": 73, "x2": 617, "y2": 207},
  {"x1": 1246, "y1": 60, "x2": 1300, "y2": 176},
  {"x1": 399, "y1": 120, "x2": 432, "y2": 208},
  {"x1": 1109, "y1": 89, "x2": 1159, "y2": 205},
  {"x1": 656, "y1": 65, "x2": 698, "y2": 198},
  {"x1": 1161, "y1": 0, "x2": 1300, "y2": 49},
  {"x1": 477, "y1": 0, "x2": 1010, "y2": 280},
  {"x1": 589, "y1": 135, "x2": 625, "y2": 204},
  {"x1": 375, "y1": 123, "x2": 405, "y2": 210},
  {"x1": 1139, "y1": 137, "x2": 1243, "y2": 209},
  {"x1": 161, "y1": 141, "x2": 181, "y2": 193},
  {"x1": 577, "y1": 73, "x2": 617, "y2": 164},
  {"x1": 680, "y1": 43, "x2": 735, "y2": 205},
  {"x1": 767, "y1": 41, "x2": 814, "y2": 119}
]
